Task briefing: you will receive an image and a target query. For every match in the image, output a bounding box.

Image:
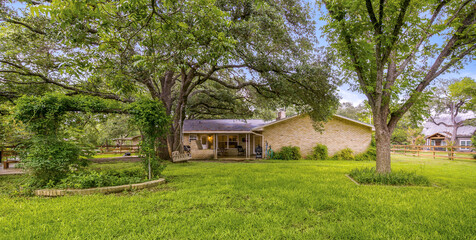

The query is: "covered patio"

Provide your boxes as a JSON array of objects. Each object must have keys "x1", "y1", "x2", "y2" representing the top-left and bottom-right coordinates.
[{"x1": 182, "y1": 119, "x2": 266, "y2": 160}]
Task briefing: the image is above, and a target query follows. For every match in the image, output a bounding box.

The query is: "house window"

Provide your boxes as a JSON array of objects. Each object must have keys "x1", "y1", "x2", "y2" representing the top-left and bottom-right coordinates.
[
  {"x1": 228, "y1": 135, "x2": 238, "y2": 148},
  {"x1": 460, "y1": 140, "x2": 472, "y2": 146},
  {"x1": 218, "y1": 135, "x2": 228, "y2": 149},
  {"x1": 189, "y1": 134, "x2": 197, "y2": 143},
  {"x1": 217, "y1": 135, "x2": 239, "y2": 149}
]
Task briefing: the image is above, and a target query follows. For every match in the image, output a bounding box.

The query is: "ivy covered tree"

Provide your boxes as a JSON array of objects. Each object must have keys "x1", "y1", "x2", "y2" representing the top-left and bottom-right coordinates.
[
  {"x1": 12, "y1": 93, "x2": 126, "y2": 186},
  {"x1": 321, "y1": 0, "x2": 475, "y2": 173},
  {"x1": 128, "y1": 99, "x2": 170, "y2": 179}
]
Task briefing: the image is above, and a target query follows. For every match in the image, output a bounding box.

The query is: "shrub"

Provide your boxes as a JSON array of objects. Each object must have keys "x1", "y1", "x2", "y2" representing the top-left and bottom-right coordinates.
[
  {"x1": 331, "y1": 148, "x2": 354, "y2": 160},
  {"x1": 308, "y1": 144, "x2": 328, "y2": 160},
  {"x1": 273, "y1": 146, "x2": 301, "y2": 160},
  {"x1": 349, "y1": 167, "x2": 430, "y2": 186},
  {"x1": 56, "y1": 170, "x2": 146, "y2": 189},
  {"x1": 18, "y1": 136, "x2": 89, "y2": 187},
  {"x1": 355, "y1": 146, "x2": 376, "y2": 161}
]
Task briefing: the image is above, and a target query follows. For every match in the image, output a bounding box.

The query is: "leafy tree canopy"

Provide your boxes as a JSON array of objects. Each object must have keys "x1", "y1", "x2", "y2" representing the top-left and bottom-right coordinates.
[{"x1": 320, "y1": 0, "x2": 475, "y2": 172}]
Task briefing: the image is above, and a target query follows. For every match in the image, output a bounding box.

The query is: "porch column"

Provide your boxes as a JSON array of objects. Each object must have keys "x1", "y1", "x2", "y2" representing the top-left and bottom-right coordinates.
[
  {"x1": 245, "y1": 134, "x2": 248, "y2": 158},
  {"x1": 214, "y1": 134, "x2": 218, "y2": 159},
  {"x1": 246, "y1": 133, "x2": 249, "y2": 159},
  {"x1": 262, "y1": 136, "x2": 265, "y2": 158},
  {"x1": 248, "y1": 133, "x2": 251, "y2": 159}
]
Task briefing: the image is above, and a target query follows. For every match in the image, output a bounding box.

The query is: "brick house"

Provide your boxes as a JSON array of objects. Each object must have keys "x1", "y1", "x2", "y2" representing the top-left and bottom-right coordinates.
[{"x1": 182, "y1": 112, "x2": 374, "y2": 159}]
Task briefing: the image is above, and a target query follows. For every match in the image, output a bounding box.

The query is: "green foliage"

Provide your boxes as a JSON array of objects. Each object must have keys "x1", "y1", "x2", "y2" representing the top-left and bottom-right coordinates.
[
  {"x1": 349, "y1": 167, "x2": 430, "y2": 186},
  {"x1": 355, "y1": 147, "x2": 377, "y2": 161},
  {"x1": 12, "y1": 93, "x2": 122, "y2": 186},
  {"x1": 331, "y1": 148, "x2": 355, "y2": 161},
  {"x1": 273, "y1": 146, "x2": 301, "y2": 160},
  {"x1": 18, "y1": 136, "x2": 88, "y2": 187},
  {"x1": 308, "y1": 143, "x2": 329, "y2": 160},
  {"x1": 321, "y1": 0, "x2": 475, "y2": 172},
  {"x1": 128, "y1": 99, "x2": 170, "y2": 179},
  {"x1": 14, "y1": 93, "x2": 122, "y2": 135},
  {"x1": 336, "y1": 102, "x2": 372, "y2": 124},
  {"x1": 56, "y1": 169, "x2": 146, "y2": 189}
]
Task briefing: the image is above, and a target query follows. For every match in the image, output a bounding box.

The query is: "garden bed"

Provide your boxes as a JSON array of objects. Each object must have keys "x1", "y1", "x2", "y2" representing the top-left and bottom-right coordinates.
[
  {"x1": 34, "y1": 178, "x2": 165, "y2": 196},
  {"x1": 347, "y1": 167, "x2": 431, "y2": 186}
]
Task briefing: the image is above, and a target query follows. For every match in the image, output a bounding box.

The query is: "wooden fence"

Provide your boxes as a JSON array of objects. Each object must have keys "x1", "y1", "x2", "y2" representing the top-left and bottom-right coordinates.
[
  {"x1": 1, "y1": 145, "x2": 140, "y2": 161},
  {"x1": 0, "y1": 146, "x2": 18, "y2": 162},
  {"x1": 96, "y1": 145, "x2": 140, "y2": 155},
  {"x1": 391, "y1": 145, "x2": 475, "y2": 160}
]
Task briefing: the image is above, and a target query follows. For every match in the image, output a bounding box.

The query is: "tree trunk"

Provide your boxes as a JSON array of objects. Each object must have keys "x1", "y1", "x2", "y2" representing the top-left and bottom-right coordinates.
[
  {"x1": 157, "y1": 135, "x2": 170, "y2": 160},
  {"x1": 374, "y1": 115, "x2": 392, "y2": 173}
]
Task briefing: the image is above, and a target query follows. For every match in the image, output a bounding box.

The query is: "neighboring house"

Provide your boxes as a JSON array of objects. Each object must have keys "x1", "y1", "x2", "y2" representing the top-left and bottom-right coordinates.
[
  {"x1": 182, "y1": 112, "x2": 374, "y2": 159},
  {"x1": 422, "y1": 114, "x2": 475, "y2": 150}
]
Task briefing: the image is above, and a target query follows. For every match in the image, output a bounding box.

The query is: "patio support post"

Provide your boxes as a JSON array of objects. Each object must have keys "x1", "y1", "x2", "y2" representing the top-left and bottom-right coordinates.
[
  {"x1": 262, "y1": 136, "x2": 265, "y2": 158},
  {"x1": 214, "y1": 134, "x2": 218, "y2": 159},
  {"x1": 248, "y1": 133, "x2": 252, "y2": 158},
  {"x1": 246, "y1": 134, "x2": 249, "y2": 159}
]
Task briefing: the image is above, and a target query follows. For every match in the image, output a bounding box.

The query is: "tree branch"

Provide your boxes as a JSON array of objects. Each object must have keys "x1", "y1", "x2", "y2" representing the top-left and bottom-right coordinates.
[
  {"x1": 0, "y1": 60, "x2": 132, "y2": 103},
  {"x1": 1, "y1": 18, "x2": 45, "y2": 35}
]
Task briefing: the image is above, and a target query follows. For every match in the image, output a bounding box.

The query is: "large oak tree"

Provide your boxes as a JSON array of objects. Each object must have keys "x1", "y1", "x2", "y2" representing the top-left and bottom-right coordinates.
[
  {"x1": 1, "y1": 0, "x2": 339, "y2": 159},
  {"x1": 321, "y1": 0, "x2": 475, "y2": 172}
]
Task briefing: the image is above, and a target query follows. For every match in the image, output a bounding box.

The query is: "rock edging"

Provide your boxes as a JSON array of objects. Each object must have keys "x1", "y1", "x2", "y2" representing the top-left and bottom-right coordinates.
[{"x1": 34, "y1": 178, "x2": 165, "y2": 197}]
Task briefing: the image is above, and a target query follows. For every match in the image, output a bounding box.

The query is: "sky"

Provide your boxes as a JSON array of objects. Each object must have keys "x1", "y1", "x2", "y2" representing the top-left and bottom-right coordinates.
[{"x1": 307, "y1": 2, "x2": 476, "y2": 106}]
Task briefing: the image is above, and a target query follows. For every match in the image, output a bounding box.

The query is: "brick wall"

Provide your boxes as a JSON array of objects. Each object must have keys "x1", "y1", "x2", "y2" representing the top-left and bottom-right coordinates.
[{"x1": 262, "y1": 115, "x2": 372, "y2": 157}]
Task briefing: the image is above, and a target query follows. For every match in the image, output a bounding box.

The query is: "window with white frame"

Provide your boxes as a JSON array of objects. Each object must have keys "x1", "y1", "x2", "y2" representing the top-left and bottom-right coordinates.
[
  {"x1": 189, "y1": 134, "x2": 197, "y2": 143},
  {"x1": 460, "y1": 140, "x2": 472, "y2": 146}
]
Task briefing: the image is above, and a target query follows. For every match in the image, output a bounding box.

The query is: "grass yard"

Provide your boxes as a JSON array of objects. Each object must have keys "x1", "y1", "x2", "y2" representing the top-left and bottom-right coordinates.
[{"x1": 0, "y1": 155, "x2": 475, "y2": 239}]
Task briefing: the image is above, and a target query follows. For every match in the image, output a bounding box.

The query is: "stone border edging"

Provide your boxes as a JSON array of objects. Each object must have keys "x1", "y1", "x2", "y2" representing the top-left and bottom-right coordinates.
[
  {"x1": 345, "y1": 174, "x2": 361, "y2": 185},
  {"x1": 34, "y1": 178, "x2": 165, "y2": 197}
]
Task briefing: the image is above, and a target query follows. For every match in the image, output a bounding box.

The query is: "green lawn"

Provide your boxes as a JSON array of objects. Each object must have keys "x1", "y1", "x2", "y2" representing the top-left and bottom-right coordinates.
[{"x1": 0, "y1": 156, "x2": 475, "y2": 239}]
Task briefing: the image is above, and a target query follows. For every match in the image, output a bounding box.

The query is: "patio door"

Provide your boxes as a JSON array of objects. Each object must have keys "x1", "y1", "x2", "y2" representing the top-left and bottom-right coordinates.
[{"x1": 201, "y1": 135, "x2": 208, "y2": 149}]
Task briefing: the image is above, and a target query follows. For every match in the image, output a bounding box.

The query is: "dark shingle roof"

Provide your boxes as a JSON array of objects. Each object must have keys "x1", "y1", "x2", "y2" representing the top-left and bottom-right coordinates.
[{"x1": 183, "y1": 119, "x2": 268, "y2": 132}]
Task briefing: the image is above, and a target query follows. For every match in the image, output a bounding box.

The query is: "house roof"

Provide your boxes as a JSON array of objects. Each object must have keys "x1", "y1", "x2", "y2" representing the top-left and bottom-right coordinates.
[
  {"x1": 183, "y1": 114, "x2": 374, "y2": 133},
  {"x1": 183, "y1": 119, "x2": 269, "y2": 133},
  {"x1": 251, "y1": 114, "x2": 374, "y2": 131},
  {"x1": 422, "y1": 113, "x2": 476, "y2": 137}
]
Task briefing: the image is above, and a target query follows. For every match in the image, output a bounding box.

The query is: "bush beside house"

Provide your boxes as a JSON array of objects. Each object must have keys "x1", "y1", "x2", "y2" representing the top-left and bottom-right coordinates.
[{"x1": 273, "y1": 146, "x2": 301, "y2": 160}]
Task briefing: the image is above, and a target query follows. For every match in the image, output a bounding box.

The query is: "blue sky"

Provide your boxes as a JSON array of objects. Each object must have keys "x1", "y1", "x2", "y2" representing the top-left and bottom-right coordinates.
[{"x1": 308, "y1": 2, "x2": 476, "y2": 106}]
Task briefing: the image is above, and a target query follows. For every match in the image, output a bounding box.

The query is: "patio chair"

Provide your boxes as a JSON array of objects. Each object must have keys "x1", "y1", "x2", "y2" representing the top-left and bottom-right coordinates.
[{"x1": 237, "y1": 146, "x2": 245, "y2": 156}]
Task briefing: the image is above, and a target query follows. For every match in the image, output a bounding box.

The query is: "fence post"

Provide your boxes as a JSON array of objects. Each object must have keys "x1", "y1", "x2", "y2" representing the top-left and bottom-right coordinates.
[{"x1": 451, "y1": 146, "x2": 454, "y2": 161}]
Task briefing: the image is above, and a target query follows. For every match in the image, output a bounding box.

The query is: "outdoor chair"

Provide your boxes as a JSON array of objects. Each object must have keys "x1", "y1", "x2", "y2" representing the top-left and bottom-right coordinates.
[{"x1": 237, "y1": 146, "x2": 245, "y2": 156}]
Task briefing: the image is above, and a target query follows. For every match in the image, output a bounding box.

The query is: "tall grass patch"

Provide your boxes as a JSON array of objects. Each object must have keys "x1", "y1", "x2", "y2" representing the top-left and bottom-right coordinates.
[{"x1": 349, "y1": 167, "x2": 430, "y2": 186}]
